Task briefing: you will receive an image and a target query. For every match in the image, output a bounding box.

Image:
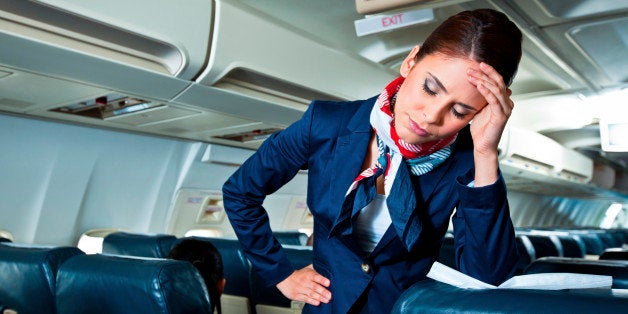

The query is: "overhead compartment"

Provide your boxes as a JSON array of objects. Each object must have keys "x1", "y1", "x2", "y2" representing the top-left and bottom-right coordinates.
[
  {"x1": 3, "y1": 0, "x2": 213, "y2": 79},
  {"x1": 497, "y1": 127, "x2": 594, "y2": 196},
  {"x1": 191, "y1": 0, "x2": 396, "y2": 110}
]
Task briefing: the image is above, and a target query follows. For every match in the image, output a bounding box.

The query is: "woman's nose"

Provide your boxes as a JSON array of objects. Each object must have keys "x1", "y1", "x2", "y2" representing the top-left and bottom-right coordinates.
[{"x1": 422, "y1": 103, "x2": 445, "y2": 124}]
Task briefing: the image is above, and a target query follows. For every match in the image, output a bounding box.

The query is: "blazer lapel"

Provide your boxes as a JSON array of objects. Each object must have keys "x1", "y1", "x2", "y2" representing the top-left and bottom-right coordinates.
[{"x1": 328, "y1": 98, "x2": 374, "y2": 236}]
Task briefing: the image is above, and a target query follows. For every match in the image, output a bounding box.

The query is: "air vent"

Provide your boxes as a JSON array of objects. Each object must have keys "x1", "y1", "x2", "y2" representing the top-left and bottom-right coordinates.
[{"x1": 51, "y1": 93, "x2": 160, "y2": 119}]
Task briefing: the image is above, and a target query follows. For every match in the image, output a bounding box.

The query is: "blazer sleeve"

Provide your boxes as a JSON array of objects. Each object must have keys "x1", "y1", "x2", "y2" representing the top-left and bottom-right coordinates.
[
  {"x1": 451, "y1": 169, "x2": 518, "y2": 285},
  {"x1": 222, "y1": 104, "x2": 314, "y2": 286}
]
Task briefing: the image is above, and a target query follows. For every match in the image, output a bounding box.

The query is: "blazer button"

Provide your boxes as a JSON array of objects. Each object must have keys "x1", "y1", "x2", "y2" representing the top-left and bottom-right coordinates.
[{"x1": 361, "y1": 263, "x2": 370, "y2": 274}]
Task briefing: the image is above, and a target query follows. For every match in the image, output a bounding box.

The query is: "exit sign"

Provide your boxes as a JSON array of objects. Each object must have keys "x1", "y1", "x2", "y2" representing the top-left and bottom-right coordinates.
[{"x1": 355, "y1": 8, "x2": 434, "y2": 37}]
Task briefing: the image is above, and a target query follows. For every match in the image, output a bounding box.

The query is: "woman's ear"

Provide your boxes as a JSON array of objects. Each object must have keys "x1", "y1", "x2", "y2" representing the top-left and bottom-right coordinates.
[
  {"x1": 400, "y1": 45, "x2": 421, "y2": 78},
  {"x1": 218, "y1": 278, "x2": 226, "y2": 295}
]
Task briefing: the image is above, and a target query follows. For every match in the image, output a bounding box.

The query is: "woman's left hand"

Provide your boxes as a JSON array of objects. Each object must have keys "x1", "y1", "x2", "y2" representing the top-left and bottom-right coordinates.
[{"x1": 467, "y1": 62, "x2": 513, "y2": 156}]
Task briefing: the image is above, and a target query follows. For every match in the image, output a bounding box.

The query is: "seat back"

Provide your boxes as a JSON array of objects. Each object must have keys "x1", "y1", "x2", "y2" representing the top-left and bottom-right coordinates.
[
  {"x1": 251, "y1": 246, "x2": 312, "y2": 313},
  {"x1": 526, "y1": 235, "x2": 560, "y2": 258},
  {"x1": 558, "y1": 235, "x2": 585, "y2": 258},
  {"x1": 56, "y1": 254, "x2": 211, "y2": 314},
  {"x1": 524, "y1": 257, "x2": 628, "y2": 289},
  {"x1": 514, "y1": 236, "x2": 535, "y2": 274},
  {"x1": 0, "y1": 243, "x2": 84, "y2": 314},
  {"x1": 573, "y1": 232, "x2": 606, "y2": 255},
  {"x1": 102, "y1": 232, "x2": 177, "y2": 258},
  {"x1": 436, "y1": 236, "x2": 456, "y2": 269}
]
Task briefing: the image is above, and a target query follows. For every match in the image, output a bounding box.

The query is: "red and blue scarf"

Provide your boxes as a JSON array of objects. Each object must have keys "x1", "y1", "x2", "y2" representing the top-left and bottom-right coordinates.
[{"x1": 347, "y1": 76, "x2": 457, "y2": 196}]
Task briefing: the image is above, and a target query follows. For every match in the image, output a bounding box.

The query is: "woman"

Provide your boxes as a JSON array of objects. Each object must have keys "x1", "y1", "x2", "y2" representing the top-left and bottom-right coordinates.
[{"x1": 223, "y1": 8, "x2": 522, "y2": 313}]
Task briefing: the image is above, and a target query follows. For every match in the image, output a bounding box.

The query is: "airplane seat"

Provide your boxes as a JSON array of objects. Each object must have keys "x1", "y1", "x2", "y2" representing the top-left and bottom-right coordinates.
[
  {"x1": 523, "y1": 257, "x2": 628, "y2": 289},
  {"x1": 597, "y1": 232, "x2": 620, "y2": 249},
  {"x1": 599, "y1": 248, "x2": 628, "y2": 261},
  {"x1": 392, "y1": 278, "x2": 628, "y2": 313},
  {"x1": 0, "y1": 243, "x2": 84, "y2": 314},
  {"x1": 603, "y1": 230, "x2": 624, "y2": 248},
  {"x1": 575, "y1": 232, "x2": 606, "y2": 255},
  {"x1": 515, "y1": 235, "x2": 536, "y2": 274},
  {"x1": 55, "y1": 254, "x2": 211, "y2": 314},
  {"x1": 250, "y1": 246, "x2": 313, "y2": 314},
  {"x1": 102, "y1": 231, "x2": 178, "y2": 258},
  {"x1": 437, "y1": 235, "x2": 456, "y2": 269},
  {"x1": 178, "y1": 237, "x2": 253, "y2": 314},
  {"x1": 525, "y1": 235, "x2": 560, "y2": 258},
  {"x1": 557, "y1": 235, "x2": 585, "y2": 258},
  {"x1": 273, "y1": 231, "x2": 309, "y2": 246}
]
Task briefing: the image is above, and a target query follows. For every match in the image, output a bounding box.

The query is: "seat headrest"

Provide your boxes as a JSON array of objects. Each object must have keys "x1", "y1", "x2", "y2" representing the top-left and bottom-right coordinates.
[
  {"x1": 0, "y1": 244, "x2": 84, "y2": 314},
  {"x1": 56, "y1": 254, "x2": 211, "y2": 314},
  {"x1": 102, "y1": 232, "x2": 178, "y2": 258}
]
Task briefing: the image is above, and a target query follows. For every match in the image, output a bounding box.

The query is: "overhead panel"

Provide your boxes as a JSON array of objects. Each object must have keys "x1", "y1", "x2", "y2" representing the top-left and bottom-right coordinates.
[
  {"x1": 31, "y1": 0, "x2": 213, "y2": 79},
  {"x1": 0, "y1": 66, "x2": 108, "y2": 113}
]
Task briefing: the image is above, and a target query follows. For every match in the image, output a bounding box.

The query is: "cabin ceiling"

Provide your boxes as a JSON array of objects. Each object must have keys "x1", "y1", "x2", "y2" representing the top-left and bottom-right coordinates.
[
  {"x1": 237, "y1": 0, "x2": 628, "y2": 171},
  {"x1": 0, "y1": 0, "x2": 626, "y2": 172}
]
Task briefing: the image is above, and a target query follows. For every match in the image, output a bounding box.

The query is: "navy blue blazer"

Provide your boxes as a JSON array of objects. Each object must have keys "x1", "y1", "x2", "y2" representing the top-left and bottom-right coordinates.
[{"x1": 222, "y1": 97, "x2": 518, "y2": 313}]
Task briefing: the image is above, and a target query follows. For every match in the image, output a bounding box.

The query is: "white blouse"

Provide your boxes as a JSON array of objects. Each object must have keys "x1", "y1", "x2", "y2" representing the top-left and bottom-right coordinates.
[{"x1": 354, "y1": 194, "x2": 392, "y2": 252}]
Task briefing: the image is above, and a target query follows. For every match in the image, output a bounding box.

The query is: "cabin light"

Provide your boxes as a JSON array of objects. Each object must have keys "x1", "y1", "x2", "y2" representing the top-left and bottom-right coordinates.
[
  {"x1": 594, "y1": 89, "x2": 628, "y2": 152},
  {"x1": 599, "y1": 203, "x2": 623, "y2": 229}
]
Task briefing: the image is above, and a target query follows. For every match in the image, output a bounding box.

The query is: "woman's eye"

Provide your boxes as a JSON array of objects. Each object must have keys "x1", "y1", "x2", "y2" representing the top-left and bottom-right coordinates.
[
  {"x1": 422, "y1": 79, "x2": 437, "y2": 96},
  {"x1": 451, "y1": 108, "x2": 466, "y2": 119}
]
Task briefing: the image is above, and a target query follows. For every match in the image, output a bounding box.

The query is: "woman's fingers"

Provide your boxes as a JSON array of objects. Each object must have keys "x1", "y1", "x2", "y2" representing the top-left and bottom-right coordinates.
[
  {"x1": 468, "y1": 64, "x2": 513, "y2": 117},
  {"x1": 276, "y1": 266, "x2": 332, "y2": 306}
]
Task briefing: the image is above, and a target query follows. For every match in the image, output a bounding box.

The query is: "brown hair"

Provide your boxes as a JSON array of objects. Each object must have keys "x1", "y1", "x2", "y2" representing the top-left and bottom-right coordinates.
[
  {"x1": 169, "y1": 238, "x2": 224, "y2": 314},
  {"x1": 415, "y1": 9, "x2": 522, "y2": 86}
]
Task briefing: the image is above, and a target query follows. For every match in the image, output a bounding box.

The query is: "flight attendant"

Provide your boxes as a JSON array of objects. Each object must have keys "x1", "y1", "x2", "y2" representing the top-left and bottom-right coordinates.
[{"x1": 223, "y1": 8, "x2": 522, "y2": 313}]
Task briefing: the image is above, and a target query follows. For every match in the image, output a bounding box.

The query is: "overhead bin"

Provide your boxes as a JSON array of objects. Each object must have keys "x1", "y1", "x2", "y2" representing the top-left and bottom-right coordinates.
[
  {"x1": 10, "y1": 0, "x2": 213, "y2": 79},
  {"x1": 497, "y1": 127, "x2": 594, "y2": 195},
  {"x1": 192, "y1": 0, "x2": 396, "y2": 109}
]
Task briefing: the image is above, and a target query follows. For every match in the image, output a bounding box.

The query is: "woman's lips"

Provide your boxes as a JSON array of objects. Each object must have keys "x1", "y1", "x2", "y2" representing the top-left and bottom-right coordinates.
[{"x1": 409, "y1": 118, "x2": 430, "y2": 136}]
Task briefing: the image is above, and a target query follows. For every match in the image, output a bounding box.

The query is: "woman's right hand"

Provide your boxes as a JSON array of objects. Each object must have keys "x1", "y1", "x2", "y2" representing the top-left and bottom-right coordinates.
[{"x1": 276, "y1": 264, "x2": 332, "y2": 306}]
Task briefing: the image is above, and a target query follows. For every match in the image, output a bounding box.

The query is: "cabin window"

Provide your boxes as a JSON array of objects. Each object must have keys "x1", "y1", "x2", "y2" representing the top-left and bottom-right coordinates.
[
  {"x1": 600, "y1": 203, "x2": 624, "y2": 229},
  {"x1": 77, "y1": 228, "x2": 122, "y2": 254},
  {"x1": 184, "y1": 228, "x2": 224, "y2": 238},
  {"x1": 0, "y1": 230, "x2": 14, "y2": 242}
]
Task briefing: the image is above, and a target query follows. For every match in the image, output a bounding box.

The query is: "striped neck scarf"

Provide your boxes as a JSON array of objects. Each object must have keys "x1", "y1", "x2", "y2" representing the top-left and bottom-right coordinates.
[{"x1": 347, "y1": 76, "x2": 457, "y2": 196}]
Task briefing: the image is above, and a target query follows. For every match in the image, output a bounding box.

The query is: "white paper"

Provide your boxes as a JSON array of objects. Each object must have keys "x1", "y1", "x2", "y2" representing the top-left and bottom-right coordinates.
[{"x1": 427, "y1": 262, "x2": 613, "y2": 290}]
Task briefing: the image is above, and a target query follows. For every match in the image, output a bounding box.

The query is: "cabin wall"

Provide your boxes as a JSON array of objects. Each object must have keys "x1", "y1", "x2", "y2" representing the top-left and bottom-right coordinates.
[
  {"x1": 0, "y1": 113, "x2": 197, "y2": 245},
  {"x1": 0, "y1": 113, "x2": 307, "y2": 246},
  {"x1": 178, "y1": 144, "x2": 308, "y2": 238}
]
